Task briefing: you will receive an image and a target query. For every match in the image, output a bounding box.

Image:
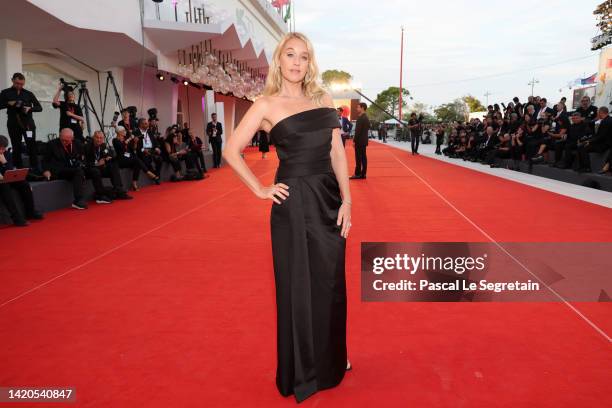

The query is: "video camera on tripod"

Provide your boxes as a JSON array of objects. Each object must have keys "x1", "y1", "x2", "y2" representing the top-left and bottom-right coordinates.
[{"x1": 59, "y1": 78, "x2": 78, "y2": 93}]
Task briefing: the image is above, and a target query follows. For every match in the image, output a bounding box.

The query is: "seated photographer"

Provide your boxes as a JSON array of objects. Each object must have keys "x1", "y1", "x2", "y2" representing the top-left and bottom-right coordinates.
[
  {"x1": 0, "y1": 135, "x2": 43, "y2": 226},
  {"x1": 186, "y1": 127, "x2": 208, "y2": 176},
  {"x1": 112, "y1": 126, "x2": 159, "y2": 191},
  {"x1": 42, "y1": 128, "x2": 88, "y2": 210},
  {"x1": 489, "y1": 131, "x2": 513, "y2": 165},
  {"x1": 163, "y1": 127, "x2": 197, "y2": 181},
  {"x1": 575, "y1": 96, "x2": 598, "y2": 132},
  {"x1": 510, "y1": 126, "x2": 526, "y2": 162},
  {"x1": 442, "y1": 129, "x2": 459, "y2": 156},
  {"x1": 463, "y1": 129, "x2": 483, "y2": 161},
  {"x1": 531, "y1": 115, "x2": 568, "y2": 164},
  {"x1": 576, "y1": 106, "x2": 612, "y2": 173},
  {"x1": 133, "y1": 118, "x2": 163, "y2": 177},
  {"x1": 555, "y1": 112, "x2": 591, "y2": 169},
  {"x1": 475, "y1": 126, "x2": 501, "y2": 164},
  {"x1": 507, "y1": 113, "x2": 521, "y2": 134},
  {"x1": 524, "y1": 119, "x2": 545, "y2": 160},
  {"x1": 449, "y1": 130, "x2": 468, "y2": 159},
  {"x1": 84, "y1": 130, "x2": 132, "y2": 202},
  {"x1": 52, "y1": 81, "x2": 85, "y2": 142}
]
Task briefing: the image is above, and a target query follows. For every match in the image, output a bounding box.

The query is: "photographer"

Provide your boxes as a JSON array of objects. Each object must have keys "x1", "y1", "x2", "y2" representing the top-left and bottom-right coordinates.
[
  {"x1": 115, "y1": 108, "x2": 137, "y2": 136},
  {"x1": 524, "y1": 119, "x2": 545, "y2": 160},
  {"x1": 408, "y1": 112, "x2": 421, "y2": 155},
  {"x1": 186, "y1": 127, "x2": 208, "y2": 176},
  {"x1": 531, "y1": 114, "x2": 569, "y2": 164},
  {"x1": 0, "y1": 72, "x2": 43, "y2": 172},
  {"x1": 112, "y1": 126, "x2": 159, "y2": 191},
  {"x1": 575, "y1": 96, "x2": 598, "y2": 132},
  {"x1": 52, "y1": 80, "x2": 85, "y2": 142},
  {"x1": 576, "y1": 106, "x2": 612, "y2": 172},
  {"x1": 133, "y1": 118, "x2": 163, "y2": 177},
  {"x1": 555, "y1": 112, "x2": 591, "y2": 169},
  {"x1": 84, "y1": 130, "x2": 132, "y2": 201},
  {"x1": 0, "y1": 135, "x2": 43, "y2": 226},
  {"x1": 163, "y1": 126, "x2": 195, "y2": 181},
  {"x1": 473, "y1": 126, "x2": 500, "y2": 163},
  {"x1": 42, "y1": 128, "x2": 88, "y2": 210}
]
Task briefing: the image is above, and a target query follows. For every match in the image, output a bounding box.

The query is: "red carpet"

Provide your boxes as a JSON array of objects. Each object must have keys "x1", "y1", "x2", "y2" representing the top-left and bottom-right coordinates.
[{"x1": 0, "y1": 142, "x2": 610, "y2": 407}]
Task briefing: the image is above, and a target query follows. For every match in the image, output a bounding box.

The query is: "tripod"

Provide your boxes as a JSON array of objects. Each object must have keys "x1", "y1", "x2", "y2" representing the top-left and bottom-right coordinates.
[
  {"x1": 76, "y1": 80, "x2": 103, "y2": 138},
  {"x1": 101, "y1": 71, "x2": 124, "y2": 144},
  {"x1": 101, "y1": 71, "x2": 123, "y2": 121}
]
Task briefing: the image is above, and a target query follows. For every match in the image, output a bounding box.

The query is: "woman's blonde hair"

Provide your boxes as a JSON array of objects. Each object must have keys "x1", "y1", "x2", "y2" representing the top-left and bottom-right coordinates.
[{"x1": 262, "y1": 32, "x2": 328, "y2": 106}]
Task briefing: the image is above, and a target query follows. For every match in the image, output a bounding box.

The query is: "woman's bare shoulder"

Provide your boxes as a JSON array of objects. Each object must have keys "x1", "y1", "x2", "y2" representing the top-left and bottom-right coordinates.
[
  {"x1": 252, "y1": 96, "x2": 275, "y2": 132},
  {"x1": 320, "y1": 92, "x2": 335, "y2": 109}
]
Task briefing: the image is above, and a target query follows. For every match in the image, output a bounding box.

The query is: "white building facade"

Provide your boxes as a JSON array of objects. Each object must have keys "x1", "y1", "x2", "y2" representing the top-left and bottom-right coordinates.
[{"x1": 0, "y1": 0, "x2": 289, "y2": 147}]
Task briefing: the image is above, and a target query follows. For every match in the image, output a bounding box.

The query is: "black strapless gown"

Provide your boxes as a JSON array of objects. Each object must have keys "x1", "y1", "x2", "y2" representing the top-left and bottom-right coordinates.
[{"x1": 269, "y1": 107, "x2": 347, "y2": 403}]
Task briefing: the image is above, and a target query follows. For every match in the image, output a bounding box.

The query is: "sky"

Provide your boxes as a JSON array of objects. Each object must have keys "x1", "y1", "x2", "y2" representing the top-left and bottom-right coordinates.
[{"x1": 294, "y1": 0, "x2": 603, "y2": 111}]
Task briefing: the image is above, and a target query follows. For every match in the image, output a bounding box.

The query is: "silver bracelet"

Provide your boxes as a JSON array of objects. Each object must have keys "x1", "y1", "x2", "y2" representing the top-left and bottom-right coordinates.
[{"x1": 342, "y1": 199, "x2": 352, "y2": 205}]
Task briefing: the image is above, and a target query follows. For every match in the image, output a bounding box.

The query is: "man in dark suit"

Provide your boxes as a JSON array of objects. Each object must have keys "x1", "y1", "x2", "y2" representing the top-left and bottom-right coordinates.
[
  {"x1": 206, "y1": 113, "x2": 223, "y2": 168},
  {"x1": 555, "y1": 112, "x2": 591, "y2": 169},
  {"x1": 42, "y1": 128, "x2": 88, "y2": 209},
  {"x1": 133, "y1": 118, "x2": 163, "y2": 177},
  {"x1": 0, "y1": 72, "x2": 43, "y2": 172},
  {"x1": 0, "y1": 135, "x2": 43, "y2": 226},
  {"x1": 576, "y1": 106, "x2": 612, "y2": 172},
  {"x1": 535, "y1": 98, "x2": 554, "y2": 121},
  {"x1": 84, "y1": 130, "x2": 132, "y2": 201},
  {"x1": 350, "y1": 102, "x2": 370, "y2": 179}
]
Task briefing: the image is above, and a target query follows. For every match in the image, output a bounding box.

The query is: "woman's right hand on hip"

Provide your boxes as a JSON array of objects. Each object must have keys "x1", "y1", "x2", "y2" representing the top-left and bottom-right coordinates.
[{"x1": 257, "y1": 183, "x2": 290, "y2": 204}]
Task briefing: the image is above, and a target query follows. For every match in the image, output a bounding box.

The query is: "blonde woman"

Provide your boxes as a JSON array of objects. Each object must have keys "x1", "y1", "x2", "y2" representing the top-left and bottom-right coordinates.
[{"x1": 223, "y1": 32, "x2": 352, "y2": 403}]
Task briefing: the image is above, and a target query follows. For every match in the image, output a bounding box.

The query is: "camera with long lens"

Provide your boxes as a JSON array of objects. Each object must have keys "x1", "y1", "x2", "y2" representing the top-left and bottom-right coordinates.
[
  {"x1": 126, "y1": 106, "x2": 138, "y2": 118},
  {"x1": 68, "y1": 157, "x2": 85, "y2": 169},
  {"x1": 147, "y1": 108, "x2": 158, "y2": 121},
  {"x1": 59, "y1": 78, "x2": 77, "y2": 93}
]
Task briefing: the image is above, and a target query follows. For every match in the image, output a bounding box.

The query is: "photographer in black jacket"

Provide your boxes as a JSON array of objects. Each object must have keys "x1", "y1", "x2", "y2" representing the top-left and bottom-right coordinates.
[
  {"x1": 52, "y1": 81, "x2": 85, "y2": 142},
  {"x1": 555, "y1": 112, "x2": 591, "y2": 169},
  {"x1": 0, "y1": 72, "x2": 43, "y2": 172},
  {"x1": 576, "y1": 106, "x2": 612, "y2": 172},
  {"x1": 42, "y1": 128, "x2": 88, "y2": 210},
  {"x1": 133, "y1": 118, "x2": 163, "y2": 177},
  {"x1": 84, "y1": 130, "x2": 132, "y2": 201},
  {"x1": 408, "y1": 112, "x2": 421, "y2": 155}
]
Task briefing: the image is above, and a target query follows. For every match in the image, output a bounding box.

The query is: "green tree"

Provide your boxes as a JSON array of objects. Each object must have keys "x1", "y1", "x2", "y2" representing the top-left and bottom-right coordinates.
[
  {"x1": 408, "y1": 102, "x2": 437, "y2": 124},
  {"x1": 410, "y1": 102, "x2": 428, "y2": 114},
  {"x1": 368, "y1": 87, "x2": 412, "y2": 123},
  {"x1": 462, "y1": 95, "x2": 486, "y2": 113},
  {"x1": 321, "y1": 70, "x2": 353, "y2": 87},
  {"x1": 434, "y1": 98, "x2": 469, "y2": 123}
]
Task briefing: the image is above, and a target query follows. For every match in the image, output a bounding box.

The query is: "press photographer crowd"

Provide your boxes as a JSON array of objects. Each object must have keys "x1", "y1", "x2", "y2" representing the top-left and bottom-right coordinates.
[
  {"x1": 433, "y1": 95, "x2": 612, "y2": 174},
  {"x1": 0, "y1": 72, "x2": 225, "y2": 228}
]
